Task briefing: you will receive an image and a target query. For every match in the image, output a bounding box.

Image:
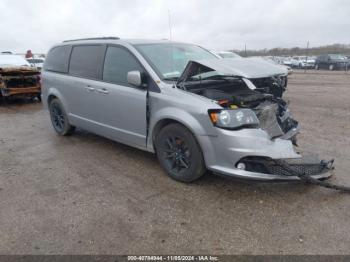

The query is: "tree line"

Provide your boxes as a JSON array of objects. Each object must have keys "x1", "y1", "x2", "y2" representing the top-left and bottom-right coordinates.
[{"x1": 232, "y1": 43, "x2": 350, "y2": 57}]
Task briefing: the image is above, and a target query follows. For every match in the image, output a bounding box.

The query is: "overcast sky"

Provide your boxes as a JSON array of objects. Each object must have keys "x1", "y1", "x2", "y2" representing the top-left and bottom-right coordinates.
[{"x1": 0, "y1": 0, "x2": 349, "y2": 53}]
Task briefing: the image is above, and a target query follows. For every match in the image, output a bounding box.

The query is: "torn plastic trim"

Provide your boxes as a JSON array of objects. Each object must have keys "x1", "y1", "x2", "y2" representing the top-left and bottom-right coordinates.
[
  {"x1": 230, "y1": 156, "x2": 350, "y2": 193},
  {"x1": 232, "y1": 156, "x2": 334, "y2": 180},
  {"x1": 274, "y1": 159, "x2": 350, "y2": 193}
]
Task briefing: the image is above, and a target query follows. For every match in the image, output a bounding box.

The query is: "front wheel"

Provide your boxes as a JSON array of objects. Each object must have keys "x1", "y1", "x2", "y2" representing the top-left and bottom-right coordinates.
[
  {"x1": 155, "y1": 123, "x2": 206, "y2": 182},
  {"x1": 49, "y1": 98, "x2": 75, "y2": 136}
]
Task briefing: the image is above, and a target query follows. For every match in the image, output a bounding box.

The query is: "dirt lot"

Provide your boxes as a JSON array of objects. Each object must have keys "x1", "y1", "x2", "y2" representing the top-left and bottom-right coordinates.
[{"x1": 0, "y1": 70, "x2": 350, "y2": 255}]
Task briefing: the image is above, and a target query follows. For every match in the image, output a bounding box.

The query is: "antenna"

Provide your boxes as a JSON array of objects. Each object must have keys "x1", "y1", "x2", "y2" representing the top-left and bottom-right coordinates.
[{"x1": 168, "y1": 9, "x2": 173, "y2": 40}]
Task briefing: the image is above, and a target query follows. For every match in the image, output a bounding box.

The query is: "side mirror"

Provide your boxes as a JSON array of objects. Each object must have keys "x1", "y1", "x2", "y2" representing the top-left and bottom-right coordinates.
[{"x1": 127, "y1": 71, "x2": 143, "y2": 87}]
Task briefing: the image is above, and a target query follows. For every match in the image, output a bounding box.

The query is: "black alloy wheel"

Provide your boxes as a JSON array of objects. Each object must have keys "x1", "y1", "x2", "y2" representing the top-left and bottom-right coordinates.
[
  {"x1": 155, "y1": 123, "x2": 206, "y2": 182},
  {"x1": 49, "y1": 98, "x2": 75, "y2": 136}
]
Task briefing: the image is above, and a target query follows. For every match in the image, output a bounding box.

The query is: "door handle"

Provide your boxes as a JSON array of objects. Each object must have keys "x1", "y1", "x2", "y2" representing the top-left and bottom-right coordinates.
[
  {"x1": 85, "y1": 86, "x2": 95, "y2": 92},
  {"x1": 97, "y1": 88, "x2": 109, "y2": 95}
]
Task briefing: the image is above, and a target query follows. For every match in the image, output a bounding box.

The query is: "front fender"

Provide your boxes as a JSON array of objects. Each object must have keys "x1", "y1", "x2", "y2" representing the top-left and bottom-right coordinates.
[{"x1": 148, "y1": 106, "x2": 217, "y2": 151}]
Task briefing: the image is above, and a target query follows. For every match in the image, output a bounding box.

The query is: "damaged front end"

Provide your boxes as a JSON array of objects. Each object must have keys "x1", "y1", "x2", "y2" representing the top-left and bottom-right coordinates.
[
  {"x1": 0, "y1": 67, "x2": 41, "y2": 99},
  {"x1": 177, "y1": 60, "x2": 333, "y2": 181}
]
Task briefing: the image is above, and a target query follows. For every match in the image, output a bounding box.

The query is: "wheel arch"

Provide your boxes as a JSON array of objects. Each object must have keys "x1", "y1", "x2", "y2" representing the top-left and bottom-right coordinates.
[
  {"x1": 45, "y1": 88, "x2": 70, "y2": 113},
  {"x1": 149, "y1": 112, "x2": 214, "y2": 156},
  {"x1": 152, "y1": 119, "x2": 181, "y2": 148},
  {"x1": 47, "y1": 94, "x2": 57, "y2": 104}
]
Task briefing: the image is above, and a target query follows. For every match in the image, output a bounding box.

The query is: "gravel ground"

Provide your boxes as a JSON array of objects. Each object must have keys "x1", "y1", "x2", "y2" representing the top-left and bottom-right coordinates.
[{"x1": 0, "y1": 70, "x2": 349, "y2": 255}]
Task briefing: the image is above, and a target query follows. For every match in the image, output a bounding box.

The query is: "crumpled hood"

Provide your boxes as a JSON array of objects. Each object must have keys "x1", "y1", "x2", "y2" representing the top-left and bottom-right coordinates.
[{"x1": 177, "y1": 57, "x2": 288, "y2": 84}]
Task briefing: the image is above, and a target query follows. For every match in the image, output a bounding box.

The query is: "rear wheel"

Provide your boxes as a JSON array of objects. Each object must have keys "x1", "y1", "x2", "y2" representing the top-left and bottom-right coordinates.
[
  {"x1": 49, "y1": 98, "x2": 75, "y2": 136},
  {"x1": 155, "y1": 123, "x2": 206, "y2": 182}
]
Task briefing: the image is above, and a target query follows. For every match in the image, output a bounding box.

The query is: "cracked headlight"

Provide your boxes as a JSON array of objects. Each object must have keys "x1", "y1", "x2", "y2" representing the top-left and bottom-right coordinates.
[{"x1": 209, "y1": 109, "x2": 259, "y2": 130}]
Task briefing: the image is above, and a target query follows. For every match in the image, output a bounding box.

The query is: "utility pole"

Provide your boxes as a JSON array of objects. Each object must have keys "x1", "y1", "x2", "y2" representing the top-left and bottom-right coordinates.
[
  {"x1": 244, "y1": 43, "x2": 247, "y2": 57},
  {"x1": 304, "y1": 40, "x2": 309, "y2": 73}
]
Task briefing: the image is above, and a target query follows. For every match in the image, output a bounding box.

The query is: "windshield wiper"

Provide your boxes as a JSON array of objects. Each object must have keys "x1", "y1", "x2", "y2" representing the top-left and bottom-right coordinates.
[{"x1": 163, "y1": 76, "x2": 179, "y2": 81}]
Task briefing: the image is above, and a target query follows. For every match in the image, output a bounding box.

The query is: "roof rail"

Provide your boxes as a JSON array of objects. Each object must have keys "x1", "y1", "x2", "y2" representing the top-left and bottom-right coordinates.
[{"x1": 63, "y1": 37, "x2": 120, "y2": 43}]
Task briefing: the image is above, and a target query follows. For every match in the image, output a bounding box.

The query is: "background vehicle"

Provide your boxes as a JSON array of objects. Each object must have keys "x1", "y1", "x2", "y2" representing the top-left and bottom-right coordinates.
[
  {"x1": 42, "y1": 38, "x2": 332, "y2": 183},
  {"x1": 0, "y1": 54, "x2": 31, "y2": 67},
  {"x1": 261, "y1": 57, "x2": 293, "y2": 75},
  {"x1": 280, "y1": 57, "x2": 293, "y2": 67},
  {"x1": 0, "y1": 54, "x2": 41, "y2": 100},
  {"x1": 315, "y1": 54, "x2": 350, "y2": 70},
  {"x1": 26, "y1": 57, "x2": 45, "y2": 70},
  {"x1": 213, "y1": 51, "x2": 242, "y2": 59},
  {"x1": 291, "y1": 56, "x2": 315, "y2": 68}
]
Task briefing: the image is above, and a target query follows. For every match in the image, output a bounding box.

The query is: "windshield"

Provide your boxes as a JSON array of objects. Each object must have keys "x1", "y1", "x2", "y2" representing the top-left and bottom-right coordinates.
[{"x1": 134, "y1": 43, "x2": 217, "y2": 80}]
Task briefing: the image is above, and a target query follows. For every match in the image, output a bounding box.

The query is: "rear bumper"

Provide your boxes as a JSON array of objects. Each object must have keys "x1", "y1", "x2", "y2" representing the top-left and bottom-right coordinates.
[{"x1": 0, "y1": 86, "x2": 41, "y2": 97}]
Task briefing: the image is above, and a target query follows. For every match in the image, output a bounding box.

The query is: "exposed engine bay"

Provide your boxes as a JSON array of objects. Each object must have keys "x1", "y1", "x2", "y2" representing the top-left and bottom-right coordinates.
[{"x1": 176, "y1": 61, "x2": 298, "y2": 143}]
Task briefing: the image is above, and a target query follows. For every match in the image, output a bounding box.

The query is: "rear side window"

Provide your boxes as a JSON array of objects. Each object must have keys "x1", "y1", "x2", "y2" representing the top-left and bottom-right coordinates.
[
  {"x1": 69, "y1": 45, "x2": 105, "y2": 79},
  {"x1": 44, "y1": 45, "x2": 71, "y2": 73},
  {"x1": 103, "y1": 46, "x2": 143, "y2": 85}
]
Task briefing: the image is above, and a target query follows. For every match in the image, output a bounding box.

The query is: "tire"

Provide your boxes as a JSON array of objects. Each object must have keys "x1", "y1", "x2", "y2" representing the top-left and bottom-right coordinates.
[
  {"x1": 155, "y1": 123, "x2": 206, "y2": 182},
  {"x1": 329, "y1": 64, "x2": 334, "y2": 71},
  {"x1": 49, "y1": 98, "x2": 75, "y2": 136},
  {"x1": 315, "y1": 64, "x2": 319, "y2": 70}
]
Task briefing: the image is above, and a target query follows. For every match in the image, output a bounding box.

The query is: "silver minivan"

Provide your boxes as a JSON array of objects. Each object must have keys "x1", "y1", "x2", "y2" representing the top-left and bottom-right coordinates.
[{"x1": 42, "y1": 37, "x2": 333, "y2": 182}]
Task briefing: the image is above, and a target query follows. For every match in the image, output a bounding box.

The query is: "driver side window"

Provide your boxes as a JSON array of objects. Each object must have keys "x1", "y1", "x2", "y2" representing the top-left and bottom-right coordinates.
[{"x1": 103, "y1": 46, "x2": 143, "y2": 85}]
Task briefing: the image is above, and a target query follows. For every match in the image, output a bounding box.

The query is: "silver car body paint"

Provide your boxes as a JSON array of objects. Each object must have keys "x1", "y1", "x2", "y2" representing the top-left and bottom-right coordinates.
[{"x1": 42, "y1": 39, "x2": 331, "y2": 181}]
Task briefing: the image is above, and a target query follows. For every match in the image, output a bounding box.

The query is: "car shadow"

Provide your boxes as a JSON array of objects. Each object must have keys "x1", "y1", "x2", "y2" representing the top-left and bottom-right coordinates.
[
  {"x1": 63, "y1": 128, "x2": 338, "y2": 198},
  {"x1": 0, "y1": 97, "x2": 42, "y2": 113}
]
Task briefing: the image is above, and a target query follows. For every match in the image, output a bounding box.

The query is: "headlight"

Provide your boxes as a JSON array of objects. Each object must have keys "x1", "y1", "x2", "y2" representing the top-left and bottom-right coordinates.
[{"x1": 208, "y1": 109, "x2": 259, "y2": 130}]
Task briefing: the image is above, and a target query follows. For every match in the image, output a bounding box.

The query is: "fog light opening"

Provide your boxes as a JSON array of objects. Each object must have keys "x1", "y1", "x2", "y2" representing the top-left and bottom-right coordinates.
[{"x1": 236, "y1": 162, "x2": 246, "y2": 170}]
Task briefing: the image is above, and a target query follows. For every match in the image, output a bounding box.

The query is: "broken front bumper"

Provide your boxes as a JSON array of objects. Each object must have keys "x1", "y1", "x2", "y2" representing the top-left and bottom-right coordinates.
[{"x1": 198, "y1": 128, "x2": 333, "y2": 181}]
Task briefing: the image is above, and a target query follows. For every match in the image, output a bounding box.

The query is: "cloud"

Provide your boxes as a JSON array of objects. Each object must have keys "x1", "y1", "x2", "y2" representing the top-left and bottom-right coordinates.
[{"x1": 0, "y1": 0, "x2": 349, "y2": 53}]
